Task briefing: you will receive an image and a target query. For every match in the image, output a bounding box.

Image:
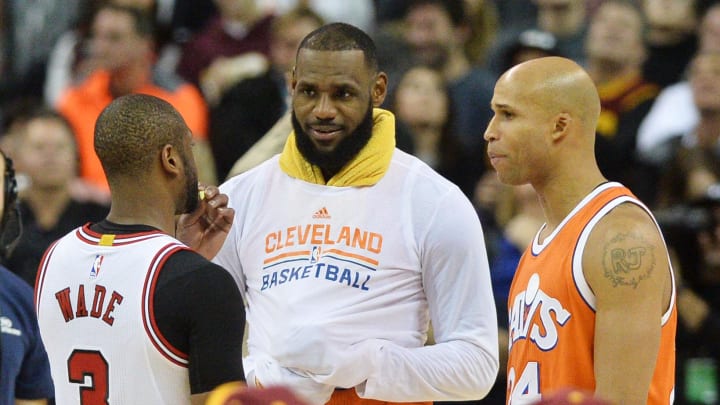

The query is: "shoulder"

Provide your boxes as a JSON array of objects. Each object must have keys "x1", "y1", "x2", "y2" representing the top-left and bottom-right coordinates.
[
  {"x1": 583, "y1": 201, "x2": 669, "y2": 293},
  {"x1": 0, "y1": 266, "x2": 33, "y2": 299},
  {"x1": 221, "y1": 157, "x2": 279, "y2": 194},
  {"x1": 389, "y1": 150, "x2": 463, "y2": 198},
  {"x1": 162, "y1": 249, "x2": 233, "y2": 281}
]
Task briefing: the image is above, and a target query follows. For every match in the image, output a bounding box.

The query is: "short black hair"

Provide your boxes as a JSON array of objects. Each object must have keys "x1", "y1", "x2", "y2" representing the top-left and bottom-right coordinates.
[
  {"x1": 94, "y1": 94, "x2": 188, "y2": 181},
  {"x1": 297, "y1": 22, "x2": 378, "y2": 71}
]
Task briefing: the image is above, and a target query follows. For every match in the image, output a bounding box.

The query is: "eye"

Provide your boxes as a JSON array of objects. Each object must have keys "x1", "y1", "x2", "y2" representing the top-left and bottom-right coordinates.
[
  {"x1": 502, "y1": 110, "x2": 514, "y2": 119},
  {"x1": 302, "y1": 88, "x2": 316, "y2": 97},
  {"x1": 335, "y1": 89, "x2": 354, "y2": 99}
]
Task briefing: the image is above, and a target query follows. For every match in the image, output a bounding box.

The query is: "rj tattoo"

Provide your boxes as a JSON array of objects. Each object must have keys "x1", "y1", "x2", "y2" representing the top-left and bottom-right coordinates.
[{"x1": 603, "y1": 233, "x2": 654, "y2": 288}]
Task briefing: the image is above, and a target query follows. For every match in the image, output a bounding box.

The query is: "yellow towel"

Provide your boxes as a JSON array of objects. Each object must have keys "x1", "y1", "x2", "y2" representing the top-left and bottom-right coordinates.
[{"x1": 279, "y1": 108, "x2": 396, "y2": 187}]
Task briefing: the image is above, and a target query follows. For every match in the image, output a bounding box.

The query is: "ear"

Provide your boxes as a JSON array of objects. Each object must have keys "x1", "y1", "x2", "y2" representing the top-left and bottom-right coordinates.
[
  {"x1": 551, "y1": 112, "x2": 571, "y2": 141},
  {"x1": 290, "y1": 66, "x2": 297, "y2": 94},
  {"x1": 160, "y1": 144, "x2": 181, "y2": 176},
  {"x1": 372, "y1": 72, "x2": 388, "y2": 107}
]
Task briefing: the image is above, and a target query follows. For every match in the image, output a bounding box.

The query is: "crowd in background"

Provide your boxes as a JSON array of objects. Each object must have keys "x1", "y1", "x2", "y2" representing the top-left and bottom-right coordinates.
[{"x1": 1, "y1": 0, "x2": 720, "y2": 403}]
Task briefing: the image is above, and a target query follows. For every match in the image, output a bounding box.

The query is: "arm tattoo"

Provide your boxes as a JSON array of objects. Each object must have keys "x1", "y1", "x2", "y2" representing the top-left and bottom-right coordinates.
[{"x1": 602, "y1": 232, "x2": 655, "y2": 288}]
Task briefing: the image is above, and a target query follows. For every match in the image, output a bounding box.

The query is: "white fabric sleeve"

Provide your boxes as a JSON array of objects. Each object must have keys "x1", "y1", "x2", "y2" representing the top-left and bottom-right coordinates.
[
  {"x1": 636, "y1": 82, "x2": 697, "y2": 157},
  {"x1": 357, "y1": 188, "x2": 500, "y2": 401}
]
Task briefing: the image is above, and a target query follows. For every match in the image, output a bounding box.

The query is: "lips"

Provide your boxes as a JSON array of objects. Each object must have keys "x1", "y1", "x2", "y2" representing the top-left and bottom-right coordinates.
[
  {"x1": 309, "y1": 126, "x2": 342, "y2": 142},
  {"x1": 487, "y1": 151, "x2": 506, "y2": 166}
]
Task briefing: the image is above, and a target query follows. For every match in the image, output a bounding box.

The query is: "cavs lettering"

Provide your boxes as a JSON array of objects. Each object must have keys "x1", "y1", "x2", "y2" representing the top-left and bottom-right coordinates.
[
  {"x1": 508, "y1": 273, "x2": 571, "y2": 351},
  {"x1": 262, "y1": 224, "x2": 383, "y2": 291}
]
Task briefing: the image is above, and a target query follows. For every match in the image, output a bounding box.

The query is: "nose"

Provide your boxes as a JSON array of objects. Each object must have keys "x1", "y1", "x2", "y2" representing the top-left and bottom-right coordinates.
[
  {"x1": 313, "y1": 94, "x2": 336, "y2": 121},
  {"x1": 484, "y1": 116, "x2": 498, "y2": 142}
]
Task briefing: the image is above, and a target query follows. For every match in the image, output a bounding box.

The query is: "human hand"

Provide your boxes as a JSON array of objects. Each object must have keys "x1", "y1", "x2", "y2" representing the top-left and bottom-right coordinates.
[
  {"x1": 200, "y1": 53, "x2": 269, "y2": 105},
  {"x1": 176, "y1": 185, "x2": 234, "y2": 259},
  {"x1": 273, "y1": 323, "x2": 384, "y2": 389}
]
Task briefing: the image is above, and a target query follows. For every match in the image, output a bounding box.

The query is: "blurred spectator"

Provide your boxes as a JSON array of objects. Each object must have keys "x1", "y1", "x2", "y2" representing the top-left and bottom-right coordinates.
[
  {"x1": 641, "y1": 0, "x2": 703, "y2": 89},
  {"x1": 176, "y1": 0, "x2": 274, "y2": 88},
  {"x1": 490, "y1": 0, "x2": 537, "y2": 30},
  {"x1": 653, "y1": 51, "x2": 720, "y2": 209},
  {"x1": 55, "y1": 3, "x2": 217, "y2": 193},
  {"x1": 500, "y1": 28, "x2": 560, "y2": 72},
  {"x1": 0, "y1": 150, "x2": 54, "y2": 404},
  {"x1": 485, "y1": 0, "x2": 589, "y2": 76},
  {"x1": 209, "y1": 6, "x2": 324, "y2": 181},
  {"x1": 377, "y1": 0, "x2": 497, "y2": 154},
  {"x1": 584, "y1": 0, "x2": 660, "y2": 204},
  {"x1": 4, "y1": 108, "x2": 108, "y2": 287},
  {"x1": 257, "y1": 0, "x2": 376, "y2": 33},
  {"x1": 390, "y1": 65, "x2": 480, "y2": 196},
  {"x1": 637, "y1": 2, "x2": 720, "y2": 161},
  {"x1": 483, "y1": 181, "x2": 544, "y2": 403},
  {"x1": 657, "y1": 195, "x2": 720, "y2": 404},
  {"x1": 44, "y1": 0, "x2": 199, "y2": 107},
  {"x1": 0, "y1": 0, "x2": 81, "y2": 112}
]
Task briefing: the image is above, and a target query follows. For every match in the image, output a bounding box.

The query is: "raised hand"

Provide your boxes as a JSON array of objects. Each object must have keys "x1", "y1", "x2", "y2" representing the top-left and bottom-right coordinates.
[{"x1": 176, "y1": 185, "x2": 234, "y2": 259}]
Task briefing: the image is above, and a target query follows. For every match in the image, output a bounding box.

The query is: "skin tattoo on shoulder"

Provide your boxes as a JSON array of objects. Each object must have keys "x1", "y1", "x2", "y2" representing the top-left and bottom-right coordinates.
[{"x1": 602, "y1": 232, "x2": 655, "y2": 288}]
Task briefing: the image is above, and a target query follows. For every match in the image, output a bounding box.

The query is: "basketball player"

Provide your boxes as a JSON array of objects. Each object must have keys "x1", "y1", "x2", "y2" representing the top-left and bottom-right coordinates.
[
  {"x1": 485, "y1": 57, "x2": 676, "y2": 404},
  {"x1": 210, "y1": 23, "x2": 499, "y2": 405},
  {"x1": 35, "y1": 94, "x2": 245, "y2": 404}
]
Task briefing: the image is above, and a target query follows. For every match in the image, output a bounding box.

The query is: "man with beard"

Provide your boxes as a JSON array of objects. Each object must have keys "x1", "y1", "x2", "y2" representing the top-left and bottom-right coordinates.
[
  {"x1": 212, "y1": 23, "x2": 499, "y2": 405},
  {"x1": 35, "y1": 94, "x2": 246, "y2": 404}
]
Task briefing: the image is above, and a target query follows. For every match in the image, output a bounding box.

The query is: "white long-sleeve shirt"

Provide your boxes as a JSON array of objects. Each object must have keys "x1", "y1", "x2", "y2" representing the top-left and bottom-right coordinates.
[{"x1": 214, "y1": 149, "x2": 498, "y2": 404}]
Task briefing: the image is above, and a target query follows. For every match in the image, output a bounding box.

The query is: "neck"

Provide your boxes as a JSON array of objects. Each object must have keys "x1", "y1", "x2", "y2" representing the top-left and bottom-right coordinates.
[
  {"x1": 23, "y1": 185, "x2": 72, "y2": 230},
  {"x1": 109, "y1": 63, "x2": 151, "y2": 97},
  {"x1": 534, "y1": 166, "x2": 607, "y2": 234},
  {"x1": 442, "y1": 49, "x2": 470, "y2": 82},
  {"x1": 587, "y1": 60, "x2": 638, "y2": 85},
  {"x1": 696, "y1": 115, "x2": 720, "y2": 146},
  {"x1": 646, "y1": 27, "x2": 691, "y2": 46},
  {"x1": 105, "y1": 182, "x2": 176, "y2": 235}
]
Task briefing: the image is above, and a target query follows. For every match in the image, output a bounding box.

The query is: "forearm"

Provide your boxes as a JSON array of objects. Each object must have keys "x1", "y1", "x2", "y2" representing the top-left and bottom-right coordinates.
[{"x1": 359, "y1": 339, "x2": 499, "y2": 401}]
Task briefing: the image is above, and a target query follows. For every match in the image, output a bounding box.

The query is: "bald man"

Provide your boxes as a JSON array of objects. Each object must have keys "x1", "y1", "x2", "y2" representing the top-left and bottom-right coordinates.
[{"x1": 485, "y1": 57, "x2": 676, "y2": 405}]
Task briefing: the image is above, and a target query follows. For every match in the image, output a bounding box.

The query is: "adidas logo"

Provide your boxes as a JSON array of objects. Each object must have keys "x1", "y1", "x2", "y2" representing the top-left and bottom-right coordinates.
[{"x1": 312, "y1": 207, "x2": 331, "y2": 219}]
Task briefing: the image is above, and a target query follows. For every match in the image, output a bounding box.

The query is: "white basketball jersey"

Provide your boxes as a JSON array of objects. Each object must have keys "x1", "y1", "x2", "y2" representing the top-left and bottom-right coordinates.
[{"x1": 35, "y1": 225, "x2": 192, "y2": 404}]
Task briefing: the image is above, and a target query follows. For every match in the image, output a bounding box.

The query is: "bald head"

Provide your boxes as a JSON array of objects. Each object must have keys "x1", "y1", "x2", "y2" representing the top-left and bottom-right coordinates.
[{"x1": 499, "y1": 56, "x2": 601, "y2": 136}]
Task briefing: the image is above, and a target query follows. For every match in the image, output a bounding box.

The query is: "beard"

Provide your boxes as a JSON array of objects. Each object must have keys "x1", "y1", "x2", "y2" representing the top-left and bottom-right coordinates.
[
  {"x1": 292, "y1": 101, "x2": 374, "y2": 179},
  {"x1": 179, "y1": 150, "x2": 200, "y2": 215}
]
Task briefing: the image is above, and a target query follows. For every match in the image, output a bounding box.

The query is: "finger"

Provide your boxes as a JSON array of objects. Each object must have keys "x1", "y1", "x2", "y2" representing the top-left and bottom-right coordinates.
[
  {"x1": 204, "y1": 185, "x2": 220, "y2": 201},
  {"x1": 211, "y1": 207, "x2": 235, "y2": 231},
  {"x1": 207, "y1": 192, "x2": 229, "y2": 211}
]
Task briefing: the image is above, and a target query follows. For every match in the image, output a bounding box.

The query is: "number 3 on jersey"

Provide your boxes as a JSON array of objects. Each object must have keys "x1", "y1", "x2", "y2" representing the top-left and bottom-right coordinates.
[
  {"x1": 67, "y1": 349, "x2": 109, "y2": 405},
  {"x1": 508, "y1": 362, "x2": 541, "y2": 405}
]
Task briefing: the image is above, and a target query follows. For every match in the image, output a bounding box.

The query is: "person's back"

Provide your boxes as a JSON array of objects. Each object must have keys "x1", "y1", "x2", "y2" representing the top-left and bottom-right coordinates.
[
  {"x1": 36, "y1": 227, "x2": 195, "y2": 402},
  {"x1": 36, "y1": 94, "x2": 245, "y2": 404}
]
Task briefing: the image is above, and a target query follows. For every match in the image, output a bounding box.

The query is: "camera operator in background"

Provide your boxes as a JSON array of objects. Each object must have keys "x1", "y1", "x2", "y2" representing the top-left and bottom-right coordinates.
[
  {"x1": 649, "y1": 49, "x2": 720, "y2": 404},
  {"x1": 656, "y1": 189, "x2": 720, "y2": 404}
]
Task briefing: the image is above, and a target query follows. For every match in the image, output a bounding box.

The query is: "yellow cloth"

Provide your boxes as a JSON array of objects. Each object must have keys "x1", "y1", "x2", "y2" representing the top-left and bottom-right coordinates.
[{"x1": 279, "y1": 108, "x2": 396, "y2": 187}]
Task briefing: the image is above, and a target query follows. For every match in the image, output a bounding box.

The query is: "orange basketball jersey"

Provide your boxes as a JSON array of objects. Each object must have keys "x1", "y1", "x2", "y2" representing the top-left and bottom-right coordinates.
[{"x1": 506, "y1": 182, "x2": 676, "y2": 405}]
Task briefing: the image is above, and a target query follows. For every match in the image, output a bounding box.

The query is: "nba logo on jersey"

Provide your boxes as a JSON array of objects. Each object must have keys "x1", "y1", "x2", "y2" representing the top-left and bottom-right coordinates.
[
  {"x1": 90, "y1": 255, "x2": 104, "y2": 279},
  {"x1": 310, "y1": 246, "x2": 322, "y2": 263}
]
